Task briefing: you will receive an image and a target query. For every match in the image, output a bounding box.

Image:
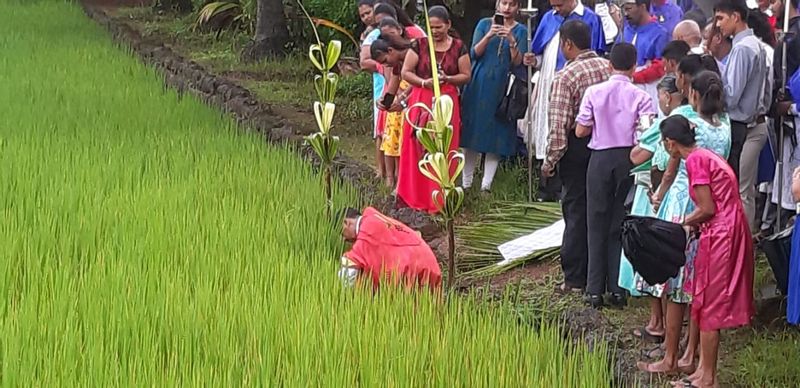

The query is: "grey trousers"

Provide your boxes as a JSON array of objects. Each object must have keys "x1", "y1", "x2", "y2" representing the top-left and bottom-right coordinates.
[{"x1": 739, "y1": 122, "x2": 769, "y2": 233}]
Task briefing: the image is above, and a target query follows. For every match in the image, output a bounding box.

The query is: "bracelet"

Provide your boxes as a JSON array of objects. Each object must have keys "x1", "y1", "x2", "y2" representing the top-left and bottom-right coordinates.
[{"x1": 509, "y1": 41, "x2": 518, "y2": 49}]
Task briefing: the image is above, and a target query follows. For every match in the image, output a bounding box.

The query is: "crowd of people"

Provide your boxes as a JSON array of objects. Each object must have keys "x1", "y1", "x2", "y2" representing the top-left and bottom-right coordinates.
[{"x1": 348, "y1": 0, "x2": 800, "y2": 386}]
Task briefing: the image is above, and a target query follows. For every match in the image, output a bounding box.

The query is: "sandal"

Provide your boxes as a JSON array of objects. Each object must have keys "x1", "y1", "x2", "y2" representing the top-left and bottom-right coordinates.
[
  {"x1": 669, "y1": 378, "x2": 698, "y2": 388},
  {"x1": 554, "y1": 282, "x2": 583, "y2": 295},
  {"x1": 641, "y1": 344, "x2": 665, "y2": 360},
  {"x1": 633, "y1": 326, "x2": 665, "y2": 343}
]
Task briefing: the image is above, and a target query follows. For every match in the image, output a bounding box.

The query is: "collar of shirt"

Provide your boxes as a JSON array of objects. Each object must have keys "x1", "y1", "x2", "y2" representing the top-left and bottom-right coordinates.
[
  {"x1": 570, "y1": 50, "x2": 598, "y2": 64},
  {"x1": 552, "y1": 2, "x2": 585, "y2": 17},
  {"x1": 355, "y1": 216, "x2": 363, "y2": 236},
  {"x1": 732, "y1": 28, "x2": 755, "y2": 45},
  {"x1": 609, "y1": 73, "x2": 633, "y2": 82},
  {"x1": 690, "y1": 46, "x2": 705, "y2": 54}
]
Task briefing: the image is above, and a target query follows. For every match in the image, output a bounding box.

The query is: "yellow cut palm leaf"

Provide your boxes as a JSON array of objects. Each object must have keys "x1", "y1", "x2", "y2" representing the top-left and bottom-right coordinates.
[{"x1": 311, "y1": 18, "x2": 359, "y2": 49}]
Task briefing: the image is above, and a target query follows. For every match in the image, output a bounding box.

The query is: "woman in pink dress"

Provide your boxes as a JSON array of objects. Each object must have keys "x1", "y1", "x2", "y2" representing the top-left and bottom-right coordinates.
[
  {"x1": 660, "y1": 115, "x2": 754, "y2": 388},
  {"x1": 398, "y1": 6, "x2": 470, "y2": 213}
]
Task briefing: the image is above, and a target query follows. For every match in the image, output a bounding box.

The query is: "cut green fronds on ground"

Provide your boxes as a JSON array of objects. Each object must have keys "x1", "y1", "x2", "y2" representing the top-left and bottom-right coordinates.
[{"x1": 457, "y1": 202, "x2": 562, "y2": 278}]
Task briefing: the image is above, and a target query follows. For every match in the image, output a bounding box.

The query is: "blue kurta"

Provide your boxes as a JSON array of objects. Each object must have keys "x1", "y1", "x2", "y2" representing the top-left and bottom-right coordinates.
[
  {"x1": 530, "y1": 6, "x2": 606, "y2": 70},
  {"x1": 461, "y1": 19, "x2": 529, "y2": 156},
  {"x1": 621, "y1": 21, "x2": 669, "y2": 67},
  {"x1": 651, "y1": 1, "x2": 683, "y2": 35}
]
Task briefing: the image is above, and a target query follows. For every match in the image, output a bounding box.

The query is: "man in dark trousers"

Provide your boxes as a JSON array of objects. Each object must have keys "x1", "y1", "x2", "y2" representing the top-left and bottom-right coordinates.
[
  {"x1": 576, "y1": 43, "x2": 657, "y2": 308},
  {"x1": 542, "y1": 20, "x2": 611, "y2": 293}
]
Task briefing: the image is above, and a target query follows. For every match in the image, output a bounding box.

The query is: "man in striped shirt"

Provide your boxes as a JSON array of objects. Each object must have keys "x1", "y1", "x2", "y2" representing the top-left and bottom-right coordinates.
[{"x1": 543, "y1": 20, "x2": 612, "y2": 294}]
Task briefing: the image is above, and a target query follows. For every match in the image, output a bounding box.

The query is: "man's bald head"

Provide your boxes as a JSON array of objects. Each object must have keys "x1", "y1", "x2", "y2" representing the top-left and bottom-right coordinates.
[{"x1": 672, "y1": 20, "x2": 703, "y2": 48}]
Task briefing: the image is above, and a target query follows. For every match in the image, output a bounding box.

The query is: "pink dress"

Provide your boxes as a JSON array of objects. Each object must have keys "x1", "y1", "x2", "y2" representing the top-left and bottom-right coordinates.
[{"x1": 685, "y1": 148, "x2": 755, "y2": 331}]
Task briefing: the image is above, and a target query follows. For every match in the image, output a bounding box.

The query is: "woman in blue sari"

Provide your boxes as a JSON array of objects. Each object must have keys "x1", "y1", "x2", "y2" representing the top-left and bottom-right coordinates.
[
  {"x1": 620, "y1": 75, "x2": 684, "y2": 342},
  {"x1": 460, "y1": 0, "x2": 528, "y2": 192}
]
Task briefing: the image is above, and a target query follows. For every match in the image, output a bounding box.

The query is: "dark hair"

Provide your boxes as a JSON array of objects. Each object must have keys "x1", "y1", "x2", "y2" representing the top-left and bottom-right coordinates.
[
  {"x1": 662, "y1": 40, "x2": 691, "y2": 62},
  {"x1": 341, "y1": 207, "x2": 362, "y2": 220},
  {"x1": 683, "y1": 9, "x2": 708, "y2": 30},
  {"x1": 373, "y1": 3, "x2": 398, "y2": 19},
  {"x1": 660, "y1": 115, "x2": 696, "y2": 146},
  {"x1": 678, "y1": 54, "x2": 720, "y2": 77},
  {"x1": 358, "y1": 0, "x2": 375, "y2": 7},
  {"x1": 379, "y1": 16, "x2": 403, "y2": 32},
  {"x1": 370, "y1": 38, "x2": 390, "y2": 59},
  {"x1": 691, "y1": 70, "x2": 726, "y2": 116},
  {"x1": 658, "y1": 75, "x2": 680, "y2": 94},
  {"x1": 748, "y1": 9, "x2": 777, "y2": 47},
  {"x1": 629, "y1": 0, "x2": 652, "y2": 8},
  {"x1": 371, "y1": 34, "x2": 411, "y2": 59},
  {"x1": 376, "y1": 0, "x2": 415, "y2": 27},
  {"x1": 428, "y1": 5, "x2": 451, "y2": 23},
  {"x1": 610, "y1": 43, "x2": 637, "y2": 71},
  {"x1": 559, "y1": 20, "x2": 592, "y2": 50},
  {"x1": 714, "y1": 0, "x2": 749, "y2": 20}
]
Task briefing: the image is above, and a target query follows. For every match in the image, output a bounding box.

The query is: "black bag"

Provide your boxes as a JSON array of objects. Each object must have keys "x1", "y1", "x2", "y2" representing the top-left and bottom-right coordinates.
[
  {"x1": 759, "y1": 225, "x2": 793, "y2": 295},
  {"x1": 495, "y1": 72, "x2": 528, "y2": 123},
  {"x1": 621, "y1": 215, "x2": 687, "y2": 285}
]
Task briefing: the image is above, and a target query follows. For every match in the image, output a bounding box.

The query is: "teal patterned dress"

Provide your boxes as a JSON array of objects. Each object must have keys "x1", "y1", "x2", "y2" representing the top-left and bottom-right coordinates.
[
  {"x1": 618, "y1": 119, "x2": 663, "y2": 296},
  {"x1": 634, "y1": 106, "x2": 732, "y2": 303}
]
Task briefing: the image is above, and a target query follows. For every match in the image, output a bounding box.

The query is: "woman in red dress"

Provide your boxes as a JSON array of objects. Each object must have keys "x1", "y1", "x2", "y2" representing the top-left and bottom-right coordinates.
[
  {"x1": 660, "y1": 116, "x2": 754, "y2": 388},
  {"x1": 398, "y1": 6, "x2": 471, "y2": 213}
]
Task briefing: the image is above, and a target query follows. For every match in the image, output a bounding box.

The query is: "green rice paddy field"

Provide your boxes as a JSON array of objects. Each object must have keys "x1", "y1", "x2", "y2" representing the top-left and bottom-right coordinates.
[{"x1": 0, "y1": 2, "x2": 610, "y2": 385}]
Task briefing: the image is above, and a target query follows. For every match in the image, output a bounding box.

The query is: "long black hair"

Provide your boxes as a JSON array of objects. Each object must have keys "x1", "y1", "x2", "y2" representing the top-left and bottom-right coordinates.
[
  {"x1": 691, "y1": 70, "x2": 726, "y2": 117},
  {"x1": 660, "y1": 115, "x2": 696, "y2": 147}
]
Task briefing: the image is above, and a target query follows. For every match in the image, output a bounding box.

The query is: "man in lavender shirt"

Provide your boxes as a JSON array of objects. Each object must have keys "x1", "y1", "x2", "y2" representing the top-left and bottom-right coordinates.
[{"x1": 576, "y1": 43, "x2": 657, "y2": 308}]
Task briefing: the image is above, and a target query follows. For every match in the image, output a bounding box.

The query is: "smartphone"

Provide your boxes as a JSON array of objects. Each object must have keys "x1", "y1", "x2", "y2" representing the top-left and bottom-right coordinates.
[
  {"x1": 382, "y1": 93, "x2": 395, "y2": 108},
  {"x1": 494, "y1": 14, "x2": 504, "y2": 25}
]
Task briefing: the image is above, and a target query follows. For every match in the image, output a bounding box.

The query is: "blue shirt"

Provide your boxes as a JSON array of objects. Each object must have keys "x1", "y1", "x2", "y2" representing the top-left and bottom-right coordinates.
[
  {"x1": 651, "y1": 1, "x2": 683, "y2": 34},
  {"x1": 621, "y1": 21, "x2": 669, "y2": 67},
  {"x1": 362, "y1": 29, "x2": 385, "y2": 103},
  {"x1": 530, "y1": 3, "x2": 606, "y2": 70}
]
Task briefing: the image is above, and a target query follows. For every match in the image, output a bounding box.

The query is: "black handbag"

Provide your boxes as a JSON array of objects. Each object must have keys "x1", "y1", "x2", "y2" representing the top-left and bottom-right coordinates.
[
  {"x1": 621, "y1": 215, "x2": 688, "y2": 285},
  {"x1": 495, "y1": 72, "x2": 528, "y2": 123}
]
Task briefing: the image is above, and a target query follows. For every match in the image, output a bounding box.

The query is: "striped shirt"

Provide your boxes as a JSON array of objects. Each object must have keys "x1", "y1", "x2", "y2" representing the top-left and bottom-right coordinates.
[{"x1": 544, "y1": 50, "x2": 611, "y2": 172}]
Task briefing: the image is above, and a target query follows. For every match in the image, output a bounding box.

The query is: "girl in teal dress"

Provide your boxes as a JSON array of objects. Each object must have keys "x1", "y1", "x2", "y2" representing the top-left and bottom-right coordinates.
[
  {"x1": 620, "y1": 76, "x2": 683, "y2": 342},
  {"x1": 460, "y1": 0, "x2": 528, "y2": 191},
  {"x1": 637, "y1": 71, "x2": 731, "y2": 374}
]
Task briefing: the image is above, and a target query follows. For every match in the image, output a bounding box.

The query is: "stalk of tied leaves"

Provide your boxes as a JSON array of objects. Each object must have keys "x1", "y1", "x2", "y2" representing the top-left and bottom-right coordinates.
[
  {"x1": 404, "y1": 0, "x2": 466, "y2": 290},
  {"x1": 297, "y1": 0, "x2": 342, "y2": 214}
]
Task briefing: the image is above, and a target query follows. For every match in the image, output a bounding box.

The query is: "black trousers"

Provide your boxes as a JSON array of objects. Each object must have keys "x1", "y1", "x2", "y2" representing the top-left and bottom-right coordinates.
[
  {"x1": 586, "y1": 147, "x2": 634, "y2": 295},
  {"x1": 728, "y1": 120, "x2": 748, "y2": 179},
  {"x1": 556, "y1": 134, "x2": 591, "y2": 288}
]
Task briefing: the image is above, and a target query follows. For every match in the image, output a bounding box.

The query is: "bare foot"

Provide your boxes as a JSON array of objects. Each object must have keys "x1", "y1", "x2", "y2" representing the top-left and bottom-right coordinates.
[
  {"x1": 677, "y1": 354, "x2": 696, "y2": 374},
  {"x1": 637, "y1": 359, "x2": 677, "y2": 374}
]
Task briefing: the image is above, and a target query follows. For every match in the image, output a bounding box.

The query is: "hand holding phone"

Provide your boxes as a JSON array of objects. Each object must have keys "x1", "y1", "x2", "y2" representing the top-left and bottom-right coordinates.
[
  {"x1": 494, "y1": 14, "x2": 504, "y2": 25},
  {"x1": 381, "y1": 93, "x2": 395, "y2": 109}
]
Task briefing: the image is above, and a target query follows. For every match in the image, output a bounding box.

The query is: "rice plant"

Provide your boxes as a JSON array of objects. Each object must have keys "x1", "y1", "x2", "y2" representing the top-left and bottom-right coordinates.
[{"x1": 0, "y1": 2, "x2": 612, "y2": 386}]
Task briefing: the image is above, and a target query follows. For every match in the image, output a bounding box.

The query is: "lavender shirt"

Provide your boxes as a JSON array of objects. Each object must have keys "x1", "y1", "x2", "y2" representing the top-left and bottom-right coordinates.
[{"x1": 577, "y1": 74, "x2": 657, "y2": 150}]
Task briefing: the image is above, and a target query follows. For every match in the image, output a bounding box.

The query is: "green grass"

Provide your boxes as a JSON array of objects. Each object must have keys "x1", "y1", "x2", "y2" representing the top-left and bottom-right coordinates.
[{"x1": 0, "y1": 2, "x2": 613, "y2": 385}]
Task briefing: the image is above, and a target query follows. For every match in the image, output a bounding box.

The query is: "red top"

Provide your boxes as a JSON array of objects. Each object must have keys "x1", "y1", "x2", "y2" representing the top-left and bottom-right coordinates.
[
  {"x1": 343, "y1": 207, "x2": 442, "y2": 290},
  {"x1": 412, "y1": 37, "x2": 467, "y2": 79}
]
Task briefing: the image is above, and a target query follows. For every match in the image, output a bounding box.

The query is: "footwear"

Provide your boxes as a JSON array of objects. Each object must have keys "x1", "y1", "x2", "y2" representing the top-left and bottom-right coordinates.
[
  {"x1": 669, "y1": 378, "x2": 698, "y2": 388},
  {"x1": 554, "y1": 282, "x2": 584, "y2": 295},
  {"x1": 584, "y1": 294, "x2": 604, "y2": 308},
  {"x1": 608, "y1": 292, "x2": 627, "y2": 308},
  {"x1": 633, "y1": 326, "x2": 665, "y2": 343}
]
